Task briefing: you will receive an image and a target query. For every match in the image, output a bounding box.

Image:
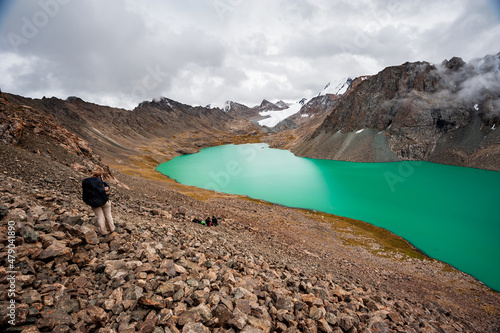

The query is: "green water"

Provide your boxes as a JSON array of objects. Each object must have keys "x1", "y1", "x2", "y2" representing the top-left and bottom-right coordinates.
[{"x1": 156, "y1": 143, "x2": 500, "y2": 291}]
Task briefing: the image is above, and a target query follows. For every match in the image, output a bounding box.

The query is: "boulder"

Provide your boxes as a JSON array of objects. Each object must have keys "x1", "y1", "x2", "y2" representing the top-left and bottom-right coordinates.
[
  {"x1": 22, "y1": 228, "x2": 41, "y2": 243},
  {"x1": 182, "y1": 322, "x2": 209, "y2": 333},
  {"x1": 22, "y1": 289, "x2": 42, "y2": 304},
  {"x1": 160, "y1": 259, "x2": 177, "y2": 277},
  {"x1": 228, "y1": 308, "x2": 248, "y2": 330},
  {"x1": 37, "y1": 241, "x2": 71, "y2": 260},
  {"x1": 157, "y1": 282, "x2": 176, "y2": 297},
  {"x1": 87, "y1": 305, "x2": 109, "y2": 326},
  {"x1": 139, "y1": 310, "x2": 158, "y2": 333}
]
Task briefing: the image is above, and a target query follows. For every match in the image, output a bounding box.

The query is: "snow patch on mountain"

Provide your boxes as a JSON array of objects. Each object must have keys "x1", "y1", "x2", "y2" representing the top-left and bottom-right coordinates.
[
  {"x1": 152, "y1": 97, "x2": 173, "y2": 108},
  {"x1": 258, "y1": 101, "x2": 303, "y2": 127},
  {"x1": 223, "y1": 101, "x2": 233, "y2": 112},
  {"x1": 207, "y1": 77, "x2": 355, "y2": 128},
  {"x1": 319, "y1": 78, "x2": 353, "y2": 96},
  {"x1": 258, "y1": 78, "x2": 354, "y2": 128}
]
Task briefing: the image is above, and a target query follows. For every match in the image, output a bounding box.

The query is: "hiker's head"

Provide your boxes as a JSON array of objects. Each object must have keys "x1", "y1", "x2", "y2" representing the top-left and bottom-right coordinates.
[{"x1": 91, "y1": 171, "x2": 103, "y2": 178}]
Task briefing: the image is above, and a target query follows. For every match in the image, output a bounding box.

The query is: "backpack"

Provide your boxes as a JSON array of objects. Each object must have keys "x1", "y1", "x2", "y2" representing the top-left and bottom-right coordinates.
[{"x1": 82, "y1": 177, "x2": 108, "y2": 207}]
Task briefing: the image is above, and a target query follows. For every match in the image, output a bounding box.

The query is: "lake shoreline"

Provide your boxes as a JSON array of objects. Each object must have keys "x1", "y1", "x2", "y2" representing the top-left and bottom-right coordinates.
[
  {"x1": 83, "y1": 139, "x2": 499, "y2": 331},
  {"x1": 157, "y1": 143, "x2": 500, "y2": 292}
]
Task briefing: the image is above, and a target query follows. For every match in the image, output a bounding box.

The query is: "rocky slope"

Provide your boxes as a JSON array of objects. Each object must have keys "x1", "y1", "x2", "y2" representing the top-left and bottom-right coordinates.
[
  {"x1": 272, "y1": 76, "x2": 372, "y2": 133},
  {"x1": 1, "y1": 140, "x2": 500, "y2": 333},
  {"x1": 268, "y1": 77, "x2": 370, "y2": 150},
  {"x1": 3, "y1": 94, "x2": 260, "y2": 165},
  {"x1": 221, "y1": 102, "x2": 258, "y2": 120},
  {"x1": 290, "y1": 54, "x2": 500, "y2": 171},
  {"x1": 0, "y1": 94, "x2": 113, "y2": 178},
  {"x1": 273, "y1": 95, "x2": 338, "y2": 132}
]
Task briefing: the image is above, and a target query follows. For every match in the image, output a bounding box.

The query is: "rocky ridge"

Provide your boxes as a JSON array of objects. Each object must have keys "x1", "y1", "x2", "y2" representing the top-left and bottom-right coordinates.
[
  {"x1": 0, "y1": 94, "x2": 113, "y2": 178},
  {"x1": 3, "y1": 94, "x2": 260, "y2": 164},
  {"x1": 273, "y1": 95, "x2": 339, "y2": 132},
  {"x1": 290, "y1": 54, "x2": 500, "y2": 171}
]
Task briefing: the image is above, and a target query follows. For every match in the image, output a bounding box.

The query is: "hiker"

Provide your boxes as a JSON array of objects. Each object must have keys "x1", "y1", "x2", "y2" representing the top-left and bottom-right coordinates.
[
  {"x1": 193, "y1": 216, "x2": 218, "y2": 227},
  {"x1": 82, "y1": 171, "x2": 115, "y2": 235}
]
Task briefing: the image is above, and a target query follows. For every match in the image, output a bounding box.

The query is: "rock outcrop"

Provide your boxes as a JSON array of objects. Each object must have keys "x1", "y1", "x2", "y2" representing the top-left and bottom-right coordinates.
[{"x1": 291, "y1": 54, "x2": 500, "y2": 171}]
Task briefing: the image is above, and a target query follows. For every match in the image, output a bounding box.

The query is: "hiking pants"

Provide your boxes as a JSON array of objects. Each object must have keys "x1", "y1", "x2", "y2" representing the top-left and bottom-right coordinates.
[{"x1": 91, "y1": 201, "x2": 115, "y2": 235}]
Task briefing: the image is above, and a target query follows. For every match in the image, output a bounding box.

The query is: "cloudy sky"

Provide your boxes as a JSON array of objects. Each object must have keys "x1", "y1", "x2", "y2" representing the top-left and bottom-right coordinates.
[{"x1": 0, "y1": 0, "x2": 499, "y2": 109}]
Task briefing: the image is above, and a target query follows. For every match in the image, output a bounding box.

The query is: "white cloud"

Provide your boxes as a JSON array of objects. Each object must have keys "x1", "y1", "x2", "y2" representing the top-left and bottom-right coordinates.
[{"x1": 0, "y1": 0, "x2": 499, "y2": 109}]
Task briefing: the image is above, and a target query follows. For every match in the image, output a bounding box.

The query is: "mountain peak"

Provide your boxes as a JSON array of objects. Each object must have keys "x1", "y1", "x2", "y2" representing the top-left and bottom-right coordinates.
[
  {"x1": 275, "y1": 100, "x2": 289, "y2": 109},
  {"x1": 222, "y1": 100, "x2": 247, "y2": 112},
  {"x1": 320, "y1": 77, "x2": 353, "y2": 96},
  {"x1": 258, "y1": 99, "x2": 285, "y2": 111}
]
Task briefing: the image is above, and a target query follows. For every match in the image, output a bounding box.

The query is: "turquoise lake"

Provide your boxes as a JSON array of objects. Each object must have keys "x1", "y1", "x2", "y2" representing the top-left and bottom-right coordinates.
[{"x1": 156, "y1": 143, "x2": 500, "y2": 291}]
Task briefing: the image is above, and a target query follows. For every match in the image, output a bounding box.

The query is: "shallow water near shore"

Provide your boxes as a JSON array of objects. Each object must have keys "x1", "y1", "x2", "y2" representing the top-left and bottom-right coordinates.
[{"x1": 157, "y1": 143, "x2": 500, "y2": 291}]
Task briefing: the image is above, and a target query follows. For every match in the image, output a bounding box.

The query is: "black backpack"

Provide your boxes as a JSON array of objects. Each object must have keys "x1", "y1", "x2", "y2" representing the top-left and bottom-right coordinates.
[{"x1": 82, "y1": 177, "x2": 108, "y2": 207}]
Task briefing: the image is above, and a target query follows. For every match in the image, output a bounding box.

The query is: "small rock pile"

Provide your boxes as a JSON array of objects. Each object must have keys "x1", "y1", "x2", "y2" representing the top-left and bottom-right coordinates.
[{"x1": 0, "y1": 174, "x2": 473, "y2": 333}]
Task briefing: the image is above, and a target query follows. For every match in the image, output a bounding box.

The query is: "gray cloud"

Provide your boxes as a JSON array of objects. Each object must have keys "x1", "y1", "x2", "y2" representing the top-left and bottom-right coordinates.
[
  {"x1": 443, "y1": 54, "x2": 500, "y2": 103},
  {"x1": 0, "y1": 0, "x2": 499, "y2": 109}
]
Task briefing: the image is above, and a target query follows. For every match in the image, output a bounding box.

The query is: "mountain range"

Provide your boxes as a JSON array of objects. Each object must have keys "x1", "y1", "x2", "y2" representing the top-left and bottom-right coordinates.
[{"x1": 1, "y1": 52, "x2": 499, "y2": 172}]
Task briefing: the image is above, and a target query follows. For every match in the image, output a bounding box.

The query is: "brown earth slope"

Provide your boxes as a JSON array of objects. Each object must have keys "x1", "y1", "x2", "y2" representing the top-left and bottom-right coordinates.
[{"x1": 4, "y1": 93, "x2": 261, "y2": 169}]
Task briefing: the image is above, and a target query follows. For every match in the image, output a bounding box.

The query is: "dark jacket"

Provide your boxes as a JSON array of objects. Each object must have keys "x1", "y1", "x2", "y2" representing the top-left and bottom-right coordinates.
[{"x1": 82, "y1": 177, "x2": 109, "y2": 207}]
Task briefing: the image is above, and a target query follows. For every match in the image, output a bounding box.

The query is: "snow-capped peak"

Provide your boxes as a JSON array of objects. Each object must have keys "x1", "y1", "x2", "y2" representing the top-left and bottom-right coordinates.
[
  {"x1": 319, "y1": 77, "x2": 353, "y2": 96},
  {"x1": 256, "y1": 77, "x2": 354, "y2": 128},
  {"x1": 204, "y1": 100, "x2": 236, "y2": 111},
  {"x1": 275, "y1": 100, "x2": 289, "y2": 109},
  {"x1": 223, "y1": 100, "x2": 233, "y2": 112},
  {"x1": 151, "y1": 96, "x2": 173, "y2": 108}
]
